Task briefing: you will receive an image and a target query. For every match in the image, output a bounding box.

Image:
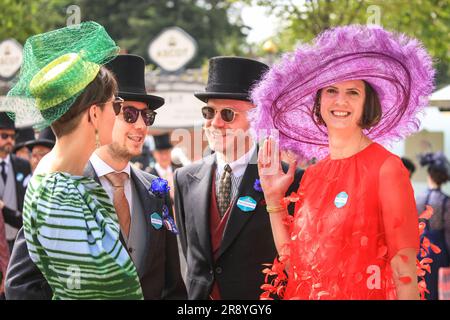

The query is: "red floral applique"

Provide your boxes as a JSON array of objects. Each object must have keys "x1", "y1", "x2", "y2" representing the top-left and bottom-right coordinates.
[
  {"x1": 260, "y1": 255, "x2": 288, "y2": 300},
  {"x1": 260, "y1": 204, "x2": 441, "y2": 300},
  {"x1": 416, "y1": 205, "x2": 440, "y2": 300}
]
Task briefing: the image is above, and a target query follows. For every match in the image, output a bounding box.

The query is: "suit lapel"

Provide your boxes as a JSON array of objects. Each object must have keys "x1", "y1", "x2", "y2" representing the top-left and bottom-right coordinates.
[
  {"x1": 218, "y1": 147, "x2": 263, "y2": 259},
  {"x1": 131, "y1": 167, "x2": 164, "y2": 275},
  {"x1": 149, "y1": 167, "x2": 160, "y2": 178},
  {"x1": 10, "y1": 155, "x2": 21, "y2": 204},
  {"x1": 188, "y1": 154, "x2": 215, "y2": 266}
]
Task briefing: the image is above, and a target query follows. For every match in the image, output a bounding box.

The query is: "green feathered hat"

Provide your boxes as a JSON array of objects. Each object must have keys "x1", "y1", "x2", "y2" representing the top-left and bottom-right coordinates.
[{"x1": 7, "y1": 21, "x2": 119, "y2": 129}]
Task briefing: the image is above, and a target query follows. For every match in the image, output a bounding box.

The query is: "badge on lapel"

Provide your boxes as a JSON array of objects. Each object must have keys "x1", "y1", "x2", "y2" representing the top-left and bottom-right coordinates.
[
  {"x1": 150, "y1": 212, "x2": 163, "y2": 230},
  {"x1": 237, "y1": 196, "x2": 257, "y2": 212},
  {"x1": 16, "y1": 172, "x2": 24, "y2": 182}
]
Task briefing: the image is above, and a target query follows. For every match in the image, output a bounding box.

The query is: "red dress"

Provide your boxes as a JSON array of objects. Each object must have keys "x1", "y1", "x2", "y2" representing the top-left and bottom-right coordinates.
[{"x1": 282, "y1": 143, "x2": 420, "y2": 299}]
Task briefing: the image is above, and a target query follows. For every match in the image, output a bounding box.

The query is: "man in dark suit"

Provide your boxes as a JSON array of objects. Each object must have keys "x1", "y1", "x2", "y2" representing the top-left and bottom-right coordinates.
[
  {"x1": 0, "y1": 113, "x2": 31, "y2": 252},
  {"x1": 174, "y1": 57, "x2": 303, "y2": 300},
  {"x1": 5, "y1": 54, "x2": 186, "y2": 300}
]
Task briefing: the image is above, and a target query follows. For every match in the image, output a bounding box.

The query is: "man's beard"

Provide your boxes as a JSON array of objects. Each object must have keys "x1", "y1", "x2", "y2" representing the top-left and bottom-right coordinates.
[
  {"x1": 107, "y1": 142, "x2": 136, "y2": 162},
  {"x1": 0, "y1": 144, "x2": 13, "y2": 154}
]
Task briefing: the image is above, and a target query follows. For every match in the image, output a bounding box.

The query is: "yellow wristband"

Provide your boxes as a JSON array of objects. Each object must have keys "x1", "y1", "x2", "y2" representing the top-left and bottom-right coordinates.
[{"x1": 266, "y1": 205, "x2": 286, "y2": 214}]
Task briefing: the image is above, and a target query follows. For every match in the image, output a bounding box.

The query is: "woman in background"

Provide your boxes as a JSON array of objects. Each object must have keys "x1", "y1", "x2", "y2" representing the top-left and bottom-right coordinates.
[{"x1": 416, "y1": 152, "x2": 450, "y2": 300}]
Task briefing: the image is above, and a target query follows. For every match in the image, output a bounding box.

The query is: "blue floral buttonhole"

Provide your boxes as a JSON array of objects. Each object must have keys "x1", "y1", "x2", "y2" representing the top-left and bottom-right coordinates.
[
  {"x1": 253, "y1": 179, "x2": 263, "y2": 192},
  {"x1": 150, "y1": 177, "x2": 170, "y2": 198}
]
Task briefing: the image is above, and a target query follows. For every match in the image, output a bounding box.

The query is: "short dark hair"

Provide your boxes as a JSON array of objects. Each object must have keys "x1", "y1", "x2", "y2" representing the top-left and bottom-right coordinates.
[
  {"x1": 313, "y1": 81, "x2": 382, "y2": 129},
  {"x1": 401, "y1": 157, "x2": 416, "y2": 177},
  {"x1": 428, "y1": 167, "x2": 449, "y2": 186},
  {"x1": 51, "y1": 66, "x2": 117, "y2": 138}
]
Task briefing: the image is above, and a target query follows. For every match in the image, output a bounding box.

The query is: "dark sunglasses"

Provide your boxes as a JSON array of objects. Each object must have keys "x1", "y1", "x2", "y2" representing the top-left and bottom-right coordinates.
[
  {"x1": 0, "y1": 133, "x2": 16, "y2": 140},
  {"x1": 112, "y1": 97, "x2": 157, "y2": 126},
  {"x1": 201, "y1": 106, "x2": 239, "y2": 123}
]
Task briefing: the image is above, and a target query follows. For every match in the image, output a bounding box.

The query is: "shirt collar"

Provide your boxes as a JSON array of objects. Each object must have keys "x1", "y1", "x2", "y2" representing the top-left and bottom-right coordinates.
[
  {"x1": 154, "y1": 163, "x2": 173, "y2": 175},
  {"x1": 216, "y1": 142, "x2": 256, "y2": 178},
  {"x1": 0, "y1": 154, "x2": 11, "y2": 166},
  {"x1": 89, "y1": 152, "x2": 131, "y2": 178}
]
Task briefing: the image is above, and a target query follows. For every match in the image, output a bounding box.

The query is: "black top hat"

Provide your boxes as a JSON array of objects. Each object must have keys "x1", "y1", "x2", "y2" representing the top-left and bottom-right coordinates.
[
  {"x1": 194, "y1": 56, "x2": 268, "y2": 102},
  {"x1": 24, "y1": 127, "x2": 56, "y2": 150},
  {"x1": 153, "y1": 133, "x2": 173, "y2": 150},
  {"x1": 13, "y1": 126, "x2": 35, "y2": 152},
  {"x1": 106, "y1": 54, "x2": 164, "y2": 110},
  {"x1": 0, "y1": 112, "x2": 15, "y2": 130}
]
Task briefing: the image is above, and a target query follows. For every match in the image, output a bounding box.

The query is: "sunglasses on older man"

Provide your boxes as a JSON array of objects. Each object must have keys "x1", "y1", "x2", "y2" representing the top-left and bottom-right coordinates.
[
  {"x1": 0, "y1": 133, "x2": 16, "y2": 140},
  {"x1": 112, "y1": 97, "x2": 157, "y2": 126},
  {"x1": 201, "y1": 106, "x2": 241, "y2": 123}
]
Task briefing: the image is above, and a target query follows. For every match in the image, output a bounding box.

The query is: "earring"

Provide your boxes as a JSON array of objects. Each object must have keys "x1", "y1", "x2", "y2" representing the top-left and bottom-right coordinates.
[{"x1": 95, "y1": 129, "x2": 100, "y2": 148}]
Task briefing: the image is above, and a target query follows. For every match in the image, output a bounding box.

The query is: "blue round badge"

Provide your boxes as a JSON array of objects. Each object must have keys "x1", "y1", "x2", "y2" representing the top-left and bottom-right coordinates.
[
  {"x1": 150, "y1": 212, "x2": 163, "y2": 230},
  {"x1": 334, "y1": 192, "x2": 349, "y2": 208},
  {"x1": 16, "y1": 172, "x2": 24, "y2": 182},
  {"x1": 237, "y1": 196, "x2": 257, "y2": 212}
]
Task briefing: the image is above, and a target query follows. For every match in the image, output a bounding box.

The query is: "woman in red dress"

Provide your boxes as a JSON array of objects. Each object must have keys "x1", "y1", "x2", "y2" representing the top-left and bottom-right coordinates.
[{"x1": 250, "y1": 25, "x2": 435, "y2": 300}]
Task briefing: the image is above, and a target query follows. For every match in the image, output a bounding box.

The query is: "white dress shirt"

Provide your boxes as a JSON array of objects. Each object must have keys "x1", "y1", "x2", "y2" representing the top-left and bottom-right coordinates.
[
  {"x1": 154, "y1": 163, "x2": 173, "y2": 180},
  {"x1": 89, "y1": 152, "x2": 133, "y2": 216}
]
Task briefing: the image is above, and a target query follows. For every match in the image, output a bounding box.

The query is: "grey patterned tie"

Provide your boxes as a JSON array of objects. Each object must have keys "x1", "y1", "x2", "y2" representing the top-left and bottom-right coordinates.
[{"x1": 217, "y1": 164, "x2": 232, "y2": 218}]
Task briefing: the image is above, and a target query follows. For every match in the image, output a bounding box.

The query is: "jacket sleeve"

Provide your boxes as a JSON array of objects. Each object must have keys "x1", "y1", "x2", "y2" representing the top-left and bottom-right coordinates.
[
  {"x1": 2, "y1": 207, "x2": 23, "y2": 229},
  {"x1": 5, "y1": 228, "x2": 52, "y2": 300},
  {"x1": 161, "y1": 193, "x2": 187, "y2": 299},
  {"x1": 173, "y1": 169, "x2": 188, "y2": 261}
]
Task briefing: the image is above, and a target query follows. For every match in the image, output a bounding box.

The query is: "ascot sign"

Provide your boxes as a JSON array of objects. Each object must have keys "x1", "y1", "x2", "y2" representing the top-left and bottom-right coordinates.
[
  {"x1": 148, "y1": 27, "x2": 197, "y2": 73},
  {"x1": 0, "y1": 39, "x2": 23, "y2": 80}
]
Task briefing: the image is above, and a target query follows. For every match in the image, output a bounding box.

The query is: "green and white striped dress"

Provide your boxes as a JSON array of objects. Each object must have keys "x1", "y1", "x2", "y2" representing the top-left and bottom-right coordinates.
[{"x1": 23, "y1": 172, "x2": 143, "y2": 300}]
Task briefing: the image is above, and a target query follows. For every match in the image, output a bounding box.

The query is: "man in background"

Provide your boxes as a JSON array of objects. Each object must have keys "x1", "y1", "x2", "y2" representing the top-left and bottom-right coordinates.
[{"x1": 0, "y1": 113, "x2": 31, "y2": 252}]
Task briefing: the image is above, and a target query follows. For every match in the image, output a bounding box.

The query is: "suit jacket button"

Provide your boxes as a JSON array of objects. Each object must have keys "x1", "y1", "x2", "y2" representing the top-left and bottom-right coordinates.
[
  {"x1": 128, "y1": 247, "x2": 133, "y2": 253},
  {"x1": 215, "y1": 267, "x2": 222, "y2": 274}
]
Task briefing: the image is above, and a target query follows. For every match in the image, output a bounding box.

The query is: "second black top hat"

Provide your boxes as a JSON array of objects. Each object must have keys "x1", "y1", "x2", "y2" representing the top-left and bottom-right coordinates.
[
  {"x1": 24, "y1": 127, "x2": 56, "y2": 150},
  {"x1": 106, "y1": 54, "x2": 165, "y2": 110},
  {"x1": 153, "y1": 133, "x2": 173, "y2": 151},
  {"x1": 194, "y1": 56, "x2": 268, "y2": 103},
  {"x1": 0, "y1": 112, "x2": 15, "y2": 130}
]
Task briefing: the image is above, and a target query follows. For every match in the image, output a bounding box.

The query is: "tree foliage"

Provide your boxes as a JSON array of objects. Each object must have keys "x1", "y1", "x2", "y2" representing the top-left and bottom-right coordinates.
[
  {"x1": 0, "y1": 0, "x2": 66, "y2": 44},
  {"x1": 60, "y1": 0, "x2": 248, "y2": 67},
  {"x1": 0, "y1": 0, "x2": 248, "y2": 69},
  {"x1": 247, "y1": 0, "x2": 450, "y2": 86}
]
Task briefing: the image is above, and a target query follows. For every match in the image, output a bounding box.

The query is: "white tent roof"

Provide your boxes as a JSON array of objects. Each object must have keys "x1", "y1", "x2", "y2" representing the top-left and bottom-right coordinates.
[{"x1": 429, "y1": 84, "x2": 450, "y2": 108}]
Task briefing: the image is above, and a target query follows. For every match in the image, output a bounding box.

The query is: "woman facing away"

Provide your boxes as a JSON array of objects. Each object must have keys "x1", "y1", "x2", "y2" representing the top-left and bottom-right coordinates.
[
  {"x1": 416, "y1": 152, "x2": 450, "y2": 300},
  {"x1": 250, "y1": 25, "x2": 435, "y2": 300},
  {"x1": 7, "y1": 22, "x2": 143, "y2": 299}
]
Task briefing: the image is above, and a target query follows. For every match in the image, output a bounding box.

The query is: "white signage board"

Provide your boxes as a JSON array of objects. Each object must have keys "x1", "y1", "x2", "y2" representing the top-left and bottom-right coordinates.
[
  {"x1": 148, "y1": 27, "x2": 197, "y2": 73},
  {"x1": 151, "y1": 91, "x2": 204, "y2": 128},
  {"x1": 0, "y1": 39, "x2": 23, "y2": 80}
]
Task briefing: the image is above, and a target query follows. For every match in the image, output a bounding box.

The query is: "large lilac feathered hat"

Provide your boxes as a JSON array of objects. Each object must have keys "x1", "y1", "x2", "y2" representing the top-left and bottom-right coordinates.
[{"x1": 250, "y1": 24, "x2": 435, "y2": 161}]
